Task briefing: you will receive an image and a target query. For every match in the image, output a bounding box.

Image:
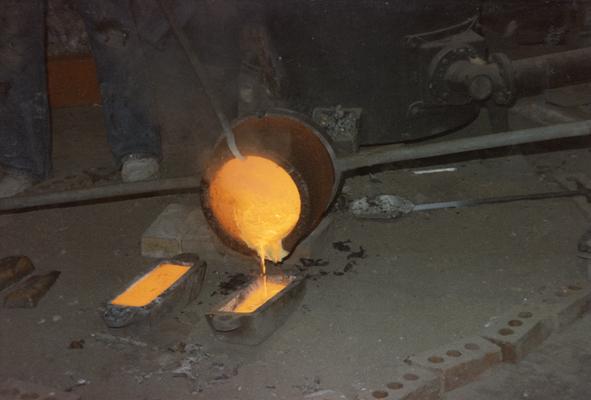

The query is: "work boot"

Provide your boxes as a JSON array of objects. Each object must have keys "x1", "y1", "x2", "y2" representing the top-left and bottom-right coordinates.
[
  {"x1": 0, "y1": 168, "x2": 33, "y2": 198},
  {"x1": 121, "y1": 154, "x2": 160, "y2": 183}
]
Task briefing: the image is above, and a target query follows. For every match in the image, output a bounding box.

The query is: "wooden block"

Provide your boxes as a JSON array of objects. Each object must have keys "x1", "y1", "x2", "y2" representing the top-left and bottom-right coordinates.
[
  {"x1": 3, "y1": 271, "x2": 60, "y2": 308},
  {"x1": 0, "y1": 256, "x2": 35, "y2": 292}
]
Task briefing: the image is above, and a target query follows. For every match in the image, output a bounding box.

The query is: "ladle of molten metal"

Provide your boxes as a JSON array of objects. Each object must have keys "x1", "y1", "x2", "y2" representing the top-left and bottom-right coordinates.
[
  {"x1": 201, "y1": 112, "x2": 338, "y2": 268},
  {"x1": 208, "y1": 155, "x2": 302, "y2": 275}
]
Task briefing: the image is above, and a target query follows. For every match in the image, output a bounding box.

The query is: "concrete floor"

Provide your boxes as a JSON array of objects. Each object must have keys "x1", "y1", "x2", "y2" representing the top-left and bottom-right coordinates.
[{"x1": 1, "y1": 103, "x2": 590, "y2": 399}]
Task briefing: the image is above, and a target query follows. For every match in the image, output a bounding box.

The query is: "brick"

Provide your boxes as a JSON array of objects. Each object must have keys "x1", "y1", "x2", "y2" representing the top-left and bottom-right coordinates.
[
  {"x1": 141, "y1": 204, "x2": 191, "y2": 258},
  {"x1": 180, "y1": 209, "x2": 227, "y2": 259},
  {"x1": 142, "y1": 204, "x2": 228, "y2": 261},
  {"x1": 357, "y1": 365, "x2": 441, "y2": 400},
  {"x1": 406, "y1": 336, "x2": 501, "y2": 392},
  {"x1": 538, "y1": 282, "x2": 591, "y2": 331},
  {"x1": 481, "y1": 305, "x2": 554, "y2": 363},
  {"x1": 0, "y1": 377, "x2": 80, "y2": 400}
]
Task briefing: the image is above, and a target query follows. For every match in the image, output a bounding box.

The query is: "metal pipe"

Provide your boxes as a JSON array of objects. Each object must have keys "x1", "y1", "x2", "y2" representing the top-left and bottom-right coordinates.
[
  {"x1": 338, "y1": 119, "x2": 591, "y2": 172},
  {"x1": 0, "y1": 177, "x2": 200, "y2": 212},
  {"x1": 2, "y1": 120, "x2": 591, "y2": 213},
  {"x1": 512, "y1": 47, "x2": 591, "y2": 97}
]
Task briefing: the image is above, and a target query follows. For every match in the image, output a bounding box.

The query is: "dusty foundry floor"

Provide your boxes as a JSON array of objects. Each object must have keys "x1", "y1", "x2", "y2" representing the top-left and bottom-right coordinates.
[{"x1": 1, "y1": 103, "x2": 591, "y2": 400}]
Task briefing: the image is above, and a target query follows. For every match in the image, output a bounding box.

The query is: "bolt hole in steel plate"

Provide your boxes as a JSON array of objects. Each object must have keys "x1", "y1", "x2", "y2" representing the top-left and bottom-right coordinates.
[
  {"x1": 372, "y1": 390, "x2": 389, "y2": 398},
  {"x1": 387, "y1": 382, "x2": 403, "y2": 390},
  {"x1": 498, "y1": 328, "x2": 514, "y2": 336},
  {"x1": 464, "y1": 343, "x2": 480, "y2": 351},
  {"x1": 428, "y1": 356, "x2": 444, "y2": 364},
  {"x1": 508, "y1": 319, "x2": 523, "y2": 327},
  {"x1": 446, "y1": 350, "x2": 462, "y2": 357}
]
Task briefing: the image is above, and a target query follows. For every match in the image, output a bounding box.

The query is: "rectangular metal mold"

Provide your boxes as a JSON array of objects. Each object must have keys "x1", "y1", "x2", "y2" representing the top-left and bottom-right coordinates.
[
  {"x1": 103, "y1": 253, "x2": 206, "y2": 329},
  {"x1": 206, "y1": 273, "x2": 306, "y2": 345}
]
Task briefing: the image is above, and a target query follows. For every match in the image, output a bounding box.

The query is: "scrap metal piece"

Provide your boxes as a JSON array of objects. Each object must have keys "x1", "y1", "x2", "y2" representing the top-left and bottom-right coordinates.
[
  {"x1": 103, "y1": 253, "x2": 206, "y2": 328},
  {"x1": 351, "y1": 180, "x2": 591, "y2": 220},
  {"x1": 0, "y1": 255, "x2": 35, "y2": 292},
  {"x1": 3, "y1": 271, "x2": 60, "y2": 308},
  {"x1": 313, "y1": 106, "x2": 362, "y2": 155},
  {"x1": 350, "y1": 195, "x2": 414, "y2": 220},
  {"x1": 206, "y1": 274, "x2": 306, "y2": 345}
]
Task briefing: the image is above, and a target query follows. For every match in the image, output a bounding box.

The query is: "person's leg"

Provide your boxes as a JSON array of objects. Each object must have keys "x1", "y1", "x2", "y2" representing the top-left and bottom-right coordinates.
[
  {"x1": 0, "y1": 0, "x2": 51, "y2": 196},
  {"x1": 77, "y1": 0, "x2": 161, "y2": 182}
]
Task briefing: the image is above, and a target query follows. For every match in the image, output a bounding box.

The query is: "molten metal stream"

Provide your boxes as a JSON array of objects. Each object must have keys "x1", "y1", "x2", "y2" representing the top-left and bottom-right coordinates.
[
  {"x1": 208, "y1": 156, "x2": 301, "y2": 276},
  {"x1": 232, "y1": 277, "x2": 287, "y2": 313}
]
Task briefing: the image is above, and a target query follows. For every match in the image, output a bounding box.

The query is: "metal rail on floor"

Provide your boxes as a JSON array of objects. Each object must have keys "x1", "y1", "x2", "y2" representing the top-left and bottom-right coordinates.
[{"x1": 1, "y1": 120, "x2": 591, "y2": 213}]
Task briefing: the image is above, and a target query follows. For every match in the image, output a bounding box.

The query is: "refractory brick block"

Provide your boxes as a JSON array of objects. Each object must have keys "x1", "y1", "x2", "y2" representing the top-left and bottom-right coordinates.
[
  {"x1": 480, "y1": 305, "x2": 554, "y2": 363},
  {"x1": 141, "y1": 203, "x2": 192, "y2": 258},
  {"x1": 357, "y1": 365, "x2": 441, "y2": 400},
  {"x1": 141, "y1": 204, "x2": 226, "y2": 261},
  {"x1": 0, "y1": 378, "x2": 80, "y2": 400},
  {"x1": 406, "y1": 336, "x2": 501, "y2": 392},
  {"x1": 539, "y1": 282, "x2": 591, "y2": 331}
]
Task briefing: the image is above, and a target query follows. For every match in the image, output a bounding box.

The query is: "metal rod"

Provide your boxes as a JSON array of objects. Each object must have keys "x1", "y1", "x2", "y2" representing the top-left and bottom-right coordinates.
[
  {"x1": 338, "y1": 120, "x2": 591, "y2": 172},
  {"x1": 2, "y1": 120, "x2": 591, "y2": 213},
  {"x1": 0, "y1": 177, "x2": 200, "y2": 212},
  {"x1": 156, "y1": 0, "x2": 243, "y2": 159},
  {"x1": 412, "y1": 189, "x2": 587, "y2": 212}
]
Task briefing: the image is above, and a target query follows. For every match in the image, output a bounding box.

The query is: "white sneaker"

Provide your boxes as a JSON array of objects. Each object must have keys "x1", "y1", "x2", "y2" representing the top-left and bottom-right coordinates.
[
  {"x1": 121, "y1": 154, "x2": 160, "y2": 183},
  {"x1": 0, "y1": 168, "x2": 33, "y2": 198}
]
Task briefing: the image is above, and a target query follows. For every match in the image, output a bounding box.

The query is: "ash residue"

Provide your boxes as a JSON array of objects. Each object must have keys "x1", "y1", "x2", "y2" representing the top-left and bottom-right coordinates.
[
  {"x1": 347, "y1": 246, "x2": 366, "y2": 260},
  {"x1": 332, "y1": 240, "x2": 352, "y2": 252},
  {"x1": 217, "y1": 273, "x2": 250, "y2": 295},
  {"x1": 300, "y1": 258, "x2": 329, "y2": 267}
]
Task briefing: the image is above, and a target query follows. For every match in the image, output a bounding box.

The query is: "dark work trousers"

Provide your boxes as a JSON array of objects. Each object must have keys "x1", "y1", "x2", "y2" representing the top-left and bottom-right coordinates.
[{"x1": 0, "y1": 0, "x2": 161, "y2": 180}]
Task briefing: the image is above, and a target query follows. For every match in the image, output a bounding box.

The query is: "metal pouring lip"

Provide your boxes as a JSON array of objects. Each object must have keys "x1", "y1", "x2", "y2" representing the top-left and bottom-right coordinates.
[{"x1": 200, "y1": 150, "x2": 312, "y2": 258}]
